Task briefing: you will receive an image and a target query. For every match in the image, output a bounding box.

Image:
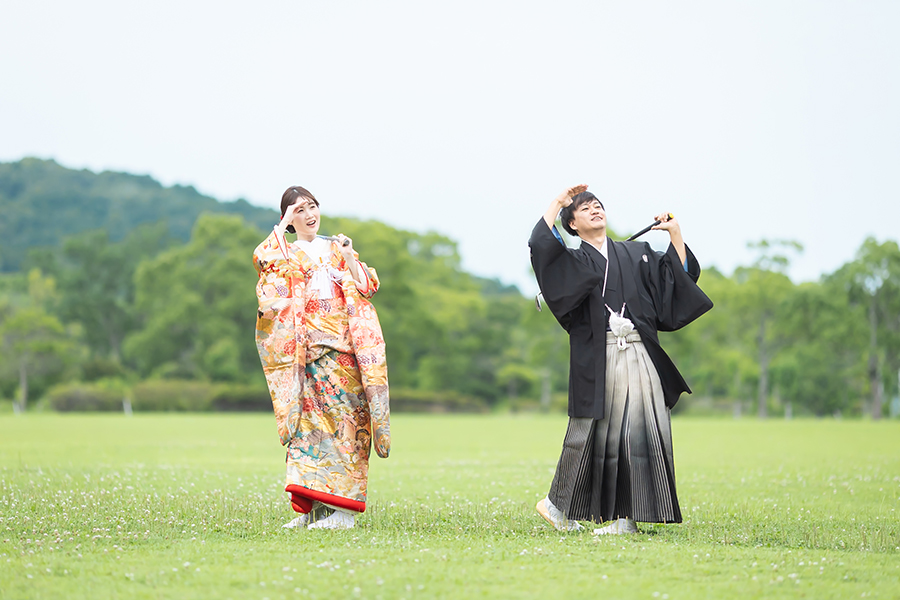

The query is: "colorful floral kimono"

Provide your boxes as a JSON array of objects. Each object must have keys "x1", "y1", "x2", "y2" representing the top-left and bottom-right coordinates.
[{"x1": 254, "y1": 229, "x2": 390, "y2": 514}]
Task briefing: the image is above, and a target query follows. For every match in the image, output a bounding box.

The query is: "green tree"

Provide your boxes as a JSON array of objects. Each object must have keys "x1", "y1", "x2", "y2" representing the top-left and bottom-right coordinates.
[
  {"x1": 659, "y1": 267, "x2": 756, "y2": 415},
  {"x1": 773, "y1": 280, "x2": 868, "y2": 416},
  {"x1": 323, "y1": 216, "x2": 526, "y2": 406},
  {"x1": 124, "y1": 215, "x2": 263, "y2": 382},
  {"x1": 0, "y1": 269, "x2": 85, "y2": 411},
  {"x1": 828, "y1": 238, "x2": 900, "y2": 419},
  {"x1": 35, "y1": 224, "x2": 171, "y2": 361},
  {"x1": 729, "y1": 240, "x2": 801, "y2": 418}
]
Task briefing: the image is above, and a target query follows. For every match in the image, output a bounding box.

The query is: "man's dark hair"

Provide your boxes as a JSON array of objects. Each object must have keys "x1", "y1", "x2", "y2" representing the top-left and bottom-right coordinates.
[
  {"x1": 280, "y1": 186, "x2": 319, "y2": 233},
  {"x1": 560, "y1": 192, "x2": 604, "y2": 237}
]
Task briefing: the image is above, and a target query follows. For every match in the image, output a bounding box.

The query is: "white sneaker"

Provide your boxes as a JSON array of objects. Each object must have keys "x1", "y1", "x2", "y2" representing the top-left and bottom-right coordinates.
[
  {"x1": 282, "y1": 514, "x2": 309, "y2": 529},
  {"x1": 307, "y1": 509, "x2": 355, "y2": 530},
  {"x1": 592, "y1": 518, "x2": 639, "y2": 535},
  {"x1": 536, "y1": 497, "x2": 584, "y2": 532}
]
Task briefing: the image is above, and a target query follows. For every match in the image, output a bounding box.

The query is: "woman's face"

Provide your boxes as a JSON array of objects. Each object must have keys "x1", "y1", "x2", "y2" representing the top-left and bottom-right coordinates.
[{"x1": 291, "y1": 198, "x2": 321, "y2": 239}]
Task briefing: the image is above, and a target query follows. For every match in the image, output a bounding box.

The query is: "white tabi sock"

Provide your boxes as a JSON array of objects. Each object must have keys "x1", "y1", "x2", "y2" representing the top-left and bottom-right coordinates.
[
  {"x1": 307, "y1": 508, "x2": 355, "y2": 530},
  {"x1": 536, "y1": 497, "x2": 584, "y2": 532}
]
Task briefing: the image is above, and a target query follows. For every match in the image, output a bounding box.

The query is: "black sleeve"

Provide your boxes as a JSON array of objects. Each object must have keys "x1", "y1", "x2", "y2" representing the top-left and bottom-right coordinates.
[
  {"x1": 529, "y1": 219, "x2": 603, "y2": 328},
  {"x1": 646, "y1": 242, "x2": 713, "y2": 332}
]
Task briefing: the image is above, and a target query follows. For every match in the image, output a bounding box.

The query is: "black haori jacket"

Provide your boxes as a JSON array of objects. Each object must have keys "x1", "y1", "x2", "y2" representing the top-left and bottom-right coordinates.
[{"x1": 529, "y1": 219, "x2": 713, "y2": 419}]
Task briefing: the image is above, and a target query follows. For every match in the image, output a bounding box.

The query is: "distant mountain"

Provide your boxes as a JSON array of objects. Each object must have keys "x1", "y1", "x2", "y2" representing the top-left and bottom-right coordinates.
[{"x1": 0, "y1": 158, "x2": 279, "y2": 272}]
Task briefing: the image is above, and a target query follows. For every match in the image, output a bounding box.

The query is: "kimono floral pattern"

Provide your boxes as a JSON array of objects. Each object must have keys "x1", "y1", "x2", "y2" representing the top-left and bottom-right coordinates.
[
  {"x1": 254, "y1": 230, "x2": 390, "y2": 510},
  {"x1": 287, "y1": 350, "x2": 371, "y2": 504}
]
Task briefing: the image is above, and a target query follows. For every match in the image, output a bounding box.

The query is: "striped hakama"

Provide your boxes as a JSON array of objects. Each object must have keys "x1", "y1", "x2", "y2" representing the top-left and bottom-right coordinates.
[{"x1": 548, "y1": 331, "x2": 682, "y2": 524}]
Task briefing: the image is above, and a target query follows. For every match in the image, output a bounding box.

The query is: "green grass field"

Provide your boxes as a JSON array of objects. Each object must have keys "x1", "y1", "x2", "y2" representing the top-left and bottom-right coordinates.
[{"x1": 1, "y1": 414, "x2": 898, "y2": 599}]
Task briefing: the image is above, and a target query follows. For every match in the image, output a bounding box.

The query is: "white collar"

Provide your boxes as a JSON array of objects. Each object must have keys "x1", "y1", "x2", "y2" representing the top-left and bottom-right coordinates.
[
  {"x1": 294, "y1": 236, "x2": 331, "y2": 264},
  {"x1": 294, "y1": 236, "x2": 328, "y2": 248},
  {"x1": 583, "y1": 236, "x2": 608, "y2": 260}
]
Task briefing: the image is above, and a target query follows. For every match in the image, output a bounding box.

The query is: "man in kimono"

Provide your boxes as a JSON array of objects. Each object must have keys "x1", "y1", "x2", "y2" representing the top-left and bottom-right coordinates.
[{"x1": 529, "y1": 184, "x2": 712, "y2": 535}]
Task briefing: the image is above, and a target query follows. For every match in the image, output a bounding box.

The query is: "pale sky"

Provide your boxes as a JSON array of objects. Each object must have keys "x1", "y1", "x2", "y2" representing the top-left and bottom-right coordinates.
[{"x1": 2, "y1": 1, "x2": 897, "y2": 293}]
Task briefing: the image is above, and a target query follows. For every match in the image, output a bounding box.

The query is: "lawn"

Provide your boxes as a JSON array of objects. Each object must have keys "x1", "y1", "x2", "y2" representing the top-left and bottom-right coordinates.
[{"x1": 0, "y1": 414, "x2": 898, "y2": 599}]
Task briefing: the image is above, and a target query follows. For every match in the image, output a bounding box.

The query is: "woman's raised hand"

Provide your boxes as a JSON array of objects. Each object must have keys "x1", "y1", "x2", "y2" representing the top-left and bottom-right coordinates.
[
  {"x1": 278, "y1": 202, "x2": 305, "y2": 231},
  {"x1": 336, "y1": 234, "x2": 354, "y2": 261},
  {"x1": 336, "y1": 234, "x2": 367, "y2": 290}
]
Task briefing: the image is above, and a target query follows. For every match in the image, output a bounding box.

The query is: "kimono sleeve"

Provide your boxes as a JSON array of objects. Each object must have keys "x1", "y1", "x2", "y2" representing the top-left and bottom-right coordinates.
[
  {"x1": 254, "y1": 229, "x2": 304, "y2": 446},
  {"x1": 254, "y1": 229, "x2": 293, "y2": 312},
  {"x1": 528, "y1": 218, "x2": 603, "y2": 328},
  {"x1": 343, "y1": 287, "x2": 390, "y2": 459},
  {"x1": 334, "y1": 245, "x2": 380, "y2": 299},
  {"x1": 353, "y1": 259, "x2": 380, "y2": 299},
  {"x1": 645, "y1": 242, "x2": 713, "y2": 332}
]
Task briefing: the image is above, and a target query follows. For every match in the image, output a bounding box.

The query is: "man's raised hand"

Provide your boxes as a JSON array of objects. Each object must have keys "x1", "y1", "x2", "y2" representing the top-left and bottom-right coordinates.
[
  {"x1": 555, "y1": 184, "x2": 589, "y2": 207},
  {"x1": 650, "y1": 212, "x2": 680, "y2": 235},
  {"x1": 544, "y1": 184, "x2": 588, "y2": 229}
]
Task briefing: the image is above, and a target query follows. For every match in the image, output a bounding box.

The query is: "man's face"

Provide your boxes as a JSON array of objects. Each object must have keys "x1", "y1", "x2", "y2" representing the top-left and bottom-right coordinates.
[{"x1": 568, "y1": 199, "x2": 606, "y2": 236}]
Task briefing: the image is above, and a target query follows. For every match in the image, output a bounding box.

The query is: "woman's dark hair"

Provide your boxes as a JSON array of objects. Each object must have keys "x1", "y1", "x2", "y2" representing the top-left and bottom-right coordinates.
[
  {"x1": 559, "y1": 192, "x2": 604, "y2": 237},
  {"x1": 280, "y1": 186, "x2": 319, "y2": 233}
]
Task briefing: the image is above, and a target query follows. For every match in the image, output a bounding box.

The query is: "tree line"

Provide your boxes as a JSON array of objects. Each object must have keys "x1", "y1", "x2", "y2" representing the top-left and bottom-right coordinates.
[{"x1": 1, "y1": 159, "x2": 898, "y2": 418}]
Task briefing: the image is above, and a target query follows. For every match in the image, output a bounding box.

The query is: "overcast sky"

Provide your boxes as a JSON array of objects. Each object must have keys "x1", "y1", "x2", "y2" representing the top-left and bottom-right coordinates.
[{"x1": 2, "y1": 1, "x2": 897, "y2": 293}]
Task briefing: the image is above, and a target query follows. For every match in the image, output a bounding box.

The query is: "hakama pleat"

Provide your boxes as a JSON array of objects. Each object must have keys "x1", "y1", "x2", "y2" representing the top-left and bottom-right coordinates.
[{"x1": 548, "y1": 331, "x2": 681, "y2": 524}]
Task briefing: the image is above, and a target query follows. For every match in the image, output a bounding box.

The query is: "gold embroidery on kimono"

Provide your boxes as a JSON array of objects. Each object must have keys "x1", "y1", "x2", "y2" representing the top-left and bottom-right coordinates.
[{"x1": 254, "y1": 230, "x2": 390, "y2": 513}]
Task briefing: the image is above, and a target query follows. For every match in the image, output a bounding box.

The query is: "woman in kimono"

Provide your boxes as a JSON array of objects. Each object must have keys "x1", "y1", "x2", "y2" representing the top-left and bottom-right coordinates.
[{"x1": 254, "y1": 185, "x2": 390, "y2": 530}]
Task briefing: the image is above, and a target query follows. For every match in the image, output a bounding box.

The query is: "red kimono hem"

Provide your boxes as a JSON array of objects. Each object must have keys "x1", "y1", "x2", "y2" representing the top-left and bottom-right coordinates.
[{"x1": 285, "y1": 484, "x2": 367, "y2": 514}]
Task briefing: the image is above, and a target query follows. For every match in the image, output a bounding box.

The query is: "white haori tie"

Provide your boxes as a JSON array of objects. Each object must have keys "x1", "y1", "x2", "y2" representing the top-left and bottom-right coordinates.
[{"x1": 606, "y1": 303, "x2": 635, "y2": 350}]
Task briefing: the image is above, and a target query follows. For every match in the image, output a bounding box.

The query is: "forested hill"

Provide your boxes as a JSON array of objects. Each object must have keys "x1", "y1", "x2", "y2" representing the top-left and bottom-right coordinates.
[
  {"x1": 2, "y1": 158, "x2": 896, "y2": 419},
  {"x1": 0, "y1": 158, "x2": 279, "y2": 272}
]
